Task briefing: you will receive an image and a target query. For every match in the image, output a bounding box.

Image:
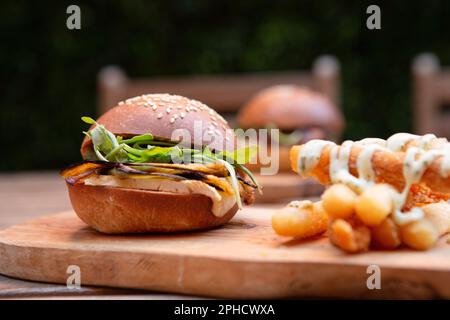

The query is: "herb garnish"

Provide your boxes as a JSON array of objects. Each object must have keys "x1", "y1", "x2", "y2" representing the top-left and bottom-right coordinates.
[{"x1": 81, "y1": 117, "x2": 261, "y2": 208}]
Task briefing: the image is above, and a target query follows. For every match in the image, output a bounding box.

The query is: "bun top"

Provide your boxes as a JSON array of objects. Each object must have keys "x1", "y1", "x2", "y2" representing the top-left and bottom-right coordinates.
[
  {"x1": 81, "y1": 94, "x2": 235, "y2": 157},
  {"x1": 237, "y1": 85, "x2": 344, "y2": 133}
]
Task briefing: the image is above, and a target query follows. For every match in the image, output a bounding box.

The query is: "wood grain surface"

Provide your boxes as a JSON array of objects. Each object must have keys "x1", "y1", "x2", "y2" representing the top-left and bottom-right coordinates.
[
  {"x1": 1, "y1": 208, "x2": 450, "y2": 299},
  {"x1": 0, "y1": 172, "x2": 70, "y2": 230},
  {"x1": 0, "y1": 172, "x2": 207, "y2": 299}
]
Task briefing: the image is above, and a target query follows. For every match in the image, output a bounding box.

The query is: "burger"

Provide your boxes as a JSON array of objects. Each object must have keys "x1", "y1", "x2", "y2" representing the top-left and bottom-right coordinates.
[
  {"x1": 61, "y1": 94, "x2": 260, "y2": 233},
  {"x1": 237, "y1": 85, "x2": 344, "y2": 171}
]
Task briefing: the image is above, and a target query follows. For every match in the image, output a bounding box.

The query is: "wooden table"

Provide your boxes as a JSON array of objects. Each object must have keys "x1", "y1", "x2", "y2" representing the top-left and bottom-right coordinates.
[
  {"x1": 0, "y1": 171, "x2": 287, "y2": 299},
  {"x1": 0, "y1": 172, "x2": 200, "y2": 299}
]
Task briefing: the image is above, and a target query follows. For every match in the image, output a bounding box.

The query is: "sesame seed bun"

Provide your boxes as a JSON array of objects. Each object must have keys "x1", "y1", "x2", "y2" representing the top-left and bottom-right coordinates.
[
  {"x1": 81, "y1": 94, "x2": 235, "y2": 159},
  {"x1": 237, "y1": 85, "x2": 344, "y2": 133},
  {"x1": 237, "y1": 85, "x2": 344, "y2": 172},
  {"x1": 70, "y1": 94, "x2": 245, "y2": 234}
]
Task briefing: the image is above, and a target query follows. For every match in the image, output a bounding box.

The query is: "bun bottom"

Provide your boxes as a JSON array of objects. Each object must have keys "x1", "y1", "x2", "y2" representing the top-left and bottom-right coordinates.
[{"x1": 66, "y1": 183, "x2": 238, "y2": 234}]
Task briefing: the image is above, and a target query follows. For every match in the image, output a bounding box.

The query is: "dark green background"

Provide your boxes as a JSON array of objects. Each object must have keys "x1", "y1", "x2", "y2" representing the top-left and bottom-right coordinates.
[{"x1": 1, "y1": 0, "x2": 450, "y2": 171}]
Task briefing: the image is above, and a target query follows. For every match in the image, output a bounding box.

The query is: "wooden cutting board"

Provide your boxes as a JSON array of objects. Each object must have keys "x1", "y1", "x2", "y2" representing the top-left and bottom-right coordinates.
[{"x1": 1, "y1": 208, "x2": 450, "y2": 299}]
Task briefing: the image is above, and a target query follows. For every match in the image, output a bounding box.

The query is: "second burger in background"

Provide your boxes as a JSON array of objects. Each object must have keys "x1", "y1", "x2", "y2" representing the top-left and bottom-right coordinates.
[{"x1": 237, "y1": 85, "x2": 344, "y2": 171}]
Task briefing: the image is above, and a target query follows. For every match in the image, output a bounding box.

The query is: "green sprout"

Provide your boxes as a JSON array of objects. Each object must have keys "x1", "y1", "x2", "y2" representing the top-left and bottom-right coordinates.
[{"x1": 81, "y1": 116, "x2": 261, "y2": 208}]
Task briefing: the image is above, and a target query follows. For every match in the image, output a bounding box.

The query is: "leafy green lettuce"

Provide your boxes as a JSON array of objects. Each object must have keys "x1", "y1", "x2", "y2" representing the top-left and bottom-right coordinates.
[{"x1": 81, "y1": 117, "x2": 261, "y2": 208}]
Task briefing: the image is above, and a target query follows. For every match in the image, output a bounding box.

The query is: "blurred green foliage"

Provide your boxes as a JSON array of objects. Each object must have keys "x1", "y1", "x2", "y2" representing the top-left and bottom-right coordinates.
[{"x1": 1, "y1": 0, "x2": 450, "y2": 170}]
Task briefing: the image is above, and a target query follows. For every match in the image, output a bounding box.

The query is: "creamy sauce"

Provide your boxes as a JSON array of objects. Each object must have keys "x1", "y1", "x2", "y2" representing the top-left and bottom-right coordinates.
[
  {"x1": 296, "y1": 133, "x2": 450, "y2": 226},
  {"x1": 297, "y1": 140, "x2": 336, "y2": 174},
  {"x1": 439, "y1": 145, "x2": 450, "y2": 178},
  {"x1": 356, "y1": 138, "x2": 386, "y2": 147},
  {"x1": 418, "y1": 134, "x2": 437, "y2": 149},
  {"x1": 356, "y1": 144, "x2": 385, "y2": 188},
  {"x1": 386, "y1": 133, "x2": 420, "y2": 152},
  {"x1": 84, "y1": 175, "x2": 236, "y2": 217},
  {"x1": 329, "y1": 141, "x2": 364, "y2": 192}
]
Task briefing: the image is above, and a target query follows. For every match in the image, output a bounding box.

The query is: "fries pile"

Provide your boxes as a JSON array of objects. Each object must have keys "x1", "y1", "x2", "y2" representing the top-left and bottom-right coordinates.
[
  {"x1": 273, "y1": 185, "x2": 450, "y2": 252},
  {"x1": 272, "y1": 133, "x2": 450, "y2": 253}
]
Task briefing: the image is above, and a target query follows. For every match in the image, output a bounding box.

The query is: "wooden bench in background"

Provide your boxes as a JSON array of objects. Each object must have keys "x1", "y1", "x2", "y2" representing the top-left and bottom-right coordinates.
[
  {"x1": 97, "y1": 55, "x2": 341, "y2": 121},
  {"x1": 96, "y1": 56, "x2": 340, "y2": 203},
  {"x1": 413, "y1": 53, "x2": 450, "y2": 139}
]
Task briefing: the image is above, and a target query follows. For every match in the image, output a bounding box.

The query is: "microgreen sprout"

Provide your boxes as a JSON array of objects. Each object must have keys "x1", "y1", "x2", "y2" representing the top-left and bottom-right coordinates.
[{"x1": 81, "y1": 116, "x2": 260, "y2": 208}]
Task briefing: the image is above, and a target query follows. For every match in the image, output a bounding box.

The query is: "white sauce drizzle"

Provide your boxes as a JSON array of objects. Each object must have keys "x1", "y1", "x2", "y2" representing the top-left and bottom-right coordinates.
[
  {"x1": 356, "y1": 144, "x2": 385, "y2": 188},
  {"x1": 356, "y1": 138, "x2": 386, "y2": 147},
  {"x1": 297, "y1": 140, "x2": 336, "y2": 174},
  {"x1": 296, "y1": 133, "x2": 450, "y2": 226},
  {"x1": 418, "y1": 134, "x2": 437, "y2": 149},
  {"x1": 386, "y1": 133, "x2": 420, "y2": 152},
  {"x1": 439, "y1": 145, "x2": 450, "y2": 178},
  {"x1": 329, "y1": 141, "x2": 364, "y2": 192}
]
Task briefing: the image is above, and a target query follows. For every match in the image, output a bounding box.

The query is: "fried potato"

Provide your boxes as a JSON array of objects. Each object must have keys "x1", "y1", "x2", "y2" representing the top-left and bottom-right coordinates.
[
  {"x1": 272, "y1": 200, "x2": 328, "y2": 239},
  {"x1": 371, "y1": 217, "x2": 401, "y2": 249},
  {"x1": 400, "y1": 219, "x2": 439, "y2": 250},
  {"x1": 322, "y1": 184, "x2": 357, "y2": 219},
  {"x1": 329, "y1": 218, "x2": 371, "y2": 253},
  {"x1": 355, "y1": 184, "x2": 394, "y2": 226},
  {"x1": 405, "y1": 184, "x2": 450, "y2": 210}
]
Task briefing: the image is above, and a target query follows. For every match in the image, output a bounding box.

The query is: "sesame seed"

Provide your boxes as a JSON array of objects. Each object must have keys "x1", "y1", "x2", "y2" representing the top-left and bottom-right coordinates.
[
  {"x1": 118, "y1": 101, "x2": 124, "y2": 105},
  {"x1": 173, "y1": 114, "x2": 178, "y2": 119},
  {"x1": 180, "y1": 112, "x2": 186, "y2": 118},
  {"x1": 151, "y1": 105, "x2": 157, "y2": 111},
  {"x1": 209, "y1": 110, "x2": 214, "y2": 115},
  {"x1": 170, "y1": 118, "x2": 175, "y2": 124},
  {"x1": 157, "y1": 113, "x2": 163, "y2": 119},
  {"x1": 166, "y1": 107, "x2": 172, "y2": 114},
  {"x1": 177, "y1": 105, "x2": 183, "y2": 109}
]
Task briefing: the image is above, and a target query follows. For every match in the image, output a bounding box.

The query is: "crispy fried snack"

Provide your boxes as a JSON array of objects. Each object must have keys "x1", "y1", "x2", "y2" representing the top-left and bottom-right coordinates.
[
  {"x1": 272, "y1": 200, "x2": 328, "y2": 239},
  {"x1": 290, "y1": 144, "x2": 450, "y2": 194},
  {"x1": 285, "y1": 134, "x2": 450, "y2": 253},
  {"x1": 370, "y1": 217, "x2": 401, "y2": 249},
  {"x1": 329, "y1": 218, "x2": 371, "y2": 253}
]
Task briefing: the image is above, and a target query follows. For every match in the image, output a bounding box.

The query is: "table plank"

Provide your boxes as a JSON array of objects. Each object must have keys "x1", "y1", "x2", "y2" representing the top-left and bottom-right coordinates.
[
  {"x1": 0, "y1": 274, "x2": 147, "y2": 298},
  {"x1": 0, "y1": 172, "x2": 71, "y2": 230},
  {"x1": 0, "y1": 172, "x2": 208, "y2": 299},
  {"x1": 0, "y1": 172, "x2": 284, "y2": 299}
]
